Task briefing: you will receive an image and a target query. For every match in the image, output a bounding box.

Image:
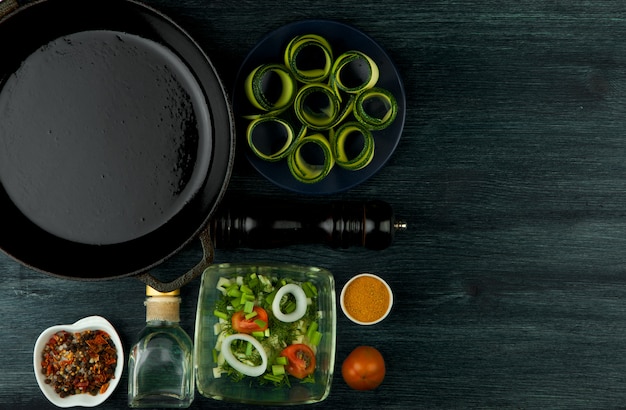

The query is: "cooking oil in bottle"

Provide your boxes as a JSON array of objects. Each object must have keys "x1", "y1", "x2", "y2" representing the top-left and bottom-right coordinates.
[{"x1": 128, "y1": 286, "x2": 194, "y2": 408}]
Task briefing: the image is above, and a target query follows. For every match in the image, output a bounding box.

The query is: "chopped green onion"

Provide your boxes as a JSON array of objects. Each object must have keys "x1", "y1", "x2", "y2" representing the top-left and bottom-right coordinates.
[
  {"x1": 245, "y1": 341, "x2": 253, "y2": 356},
  {"x1": 216, "y1": 277, "x2": 232, "y2": 293},
  {"x1": 263, "y1": 373, "x2": 284, "y2": 383},
  {"x1": 213, "y1": 310, "x2": 228, "y2": 320},
  {"x1": 272, "y1": 364, "x2": 286, "y2": 376},
  {"x1": 304, "y1": 282, "x2": 318, "y2": 297},
  {"x1": 254, "y1": 319, "x2": 267, "y2": 329},
  {"x1": 248, "y1": 274, "x2": 259, "y2": 289},
  {"x1": 252, "y1": 331, "x2": 265, "y2": 338},
  {"x1": 241, "y1": 293, "x2": 255, "y2": 305},
  {"x1": 306, "y1": 321, "x2": 318, "y2": 340},
  {"x1": 284, "y1": 301, "x2": 296, "y2": 314},
  {"x1": 265, "y1": 289, "x2": 277, "y2": 305},
  {"x1": 275, "y1": 356, "x2": 288, "y2": 366},
  {"x1": 227, "y1": 286, "x2": 242, "y2": 298},
  {"x1": 302, "y1": 282, "x2": 314, "y2": 298},
  {"x1": 309, "y1": 331, "x2": 323, "y2": 346},
  {"x1": 244, "y1": 303, "x2": 256, "y2": 316}
]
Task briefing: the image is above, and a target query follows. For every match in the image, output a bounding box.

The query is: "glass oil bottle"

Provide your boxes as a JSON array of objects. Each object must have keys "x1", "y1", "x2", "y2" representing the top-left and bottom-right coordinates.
[{"x1": 128, "y1": 286, "x2": 194, "y2": 408}]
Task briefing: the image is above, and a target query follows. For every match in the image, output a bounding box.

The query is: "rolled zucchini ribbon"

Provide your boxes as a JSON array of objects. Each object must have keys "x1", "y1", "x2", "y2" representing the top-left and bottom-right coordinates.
[
  {"x1": 330, "y1": 121, "x2": 375, "y2": 171},
  {"x1": 354, "y1": 87, "x2": 398, "y2": 131},
  {"x1": 246, "y1": 117, "x2": 298, "y2": 161},
  {"x1": 284, "y1": 34, "x2": 334, "y2": 83},
  {"x1": 244, "y1": 34, "x2": 398, "y2": 183},
  {"x1": 244, "y1": 63, "x2": 296, "y2": 115},
  {"x1": 330, "y1": 50, "x2": 380, "y2": 97},
  {"x1": 294, "y1": 83, "x2": 343, "y2": 131},
  {"x1": 287, "y1": 133, "x2": 335, "y2": 183}
]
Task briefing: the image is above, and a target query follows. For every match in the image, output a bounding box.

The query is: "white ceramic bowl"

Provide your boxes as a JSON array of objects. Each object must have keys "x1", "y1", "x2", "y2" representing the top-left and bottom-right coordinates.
[
  {"x1": 340, "y1": 273, "x2": 393, "y2": 325},
  {"x1": 33, "y1": 316, "x2": 124, "y2": 407}
]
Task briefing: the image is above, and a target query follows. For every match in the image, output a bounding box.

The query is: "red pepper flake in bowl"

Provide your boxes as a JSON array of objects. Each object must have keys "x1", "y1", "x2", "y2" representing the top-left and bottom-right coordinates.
[{"x1": 40, "y1": 329, "x2": 118, "y2": 398}]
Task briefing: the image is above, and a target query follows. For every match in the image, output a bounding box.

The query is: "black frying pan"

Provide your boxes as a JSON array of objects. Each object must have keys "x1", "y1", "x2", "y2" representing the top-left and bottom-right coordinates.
[{"x1": 0, "y1": 0, "x2": 235, "y2": 291}]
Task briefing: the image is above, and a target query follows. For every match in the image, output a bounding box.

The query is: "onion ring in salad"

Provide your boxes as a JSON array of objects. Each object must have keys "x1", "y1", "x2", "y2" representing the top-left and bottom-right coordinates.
[
  {"x1": 221, "y1": 334, "x2": 268, "y2": 377},
  {"x1": 272, "y1": 283, "x2": 308, "y2": 323}
]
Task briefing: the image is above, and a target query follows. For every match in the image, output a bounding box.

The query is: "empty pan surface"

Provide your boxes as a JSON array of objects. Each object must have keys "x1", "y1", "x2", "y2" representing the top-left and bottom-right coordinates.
[{"x1": 0, "y1": 0, "x2": 235, "y2": 285}]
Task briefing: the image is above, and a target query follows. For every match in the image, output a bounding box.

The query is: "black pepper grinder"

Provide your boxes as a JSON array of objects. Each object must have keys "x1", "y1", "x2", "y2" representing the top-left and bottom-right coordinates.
[{"x1": 211, "y1": 199, "x2": 406, "y2": 250}]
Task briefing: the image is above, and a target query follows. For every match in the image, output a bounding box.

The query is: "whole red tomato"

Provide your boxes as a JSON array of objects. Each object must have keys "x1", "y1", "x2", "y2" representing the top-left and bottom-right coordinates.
[{"x1": 341, "y1": 346, "x2": 386, "y2": 390}]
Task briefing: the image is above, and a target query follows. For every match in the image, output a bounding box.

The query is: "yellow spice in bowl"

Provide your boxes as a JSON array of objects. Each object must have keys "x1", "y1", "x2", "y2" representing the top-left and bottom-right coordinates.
[{"x1": 342, "y1": 275, "x2": 391, "y2": 323}]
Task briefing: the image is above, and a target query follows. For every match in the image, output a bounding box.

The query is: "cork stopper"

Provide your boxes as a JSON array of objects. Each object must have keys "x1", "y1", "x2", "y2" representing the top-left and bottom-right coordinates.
[
  {"x1": 146, "y1": 286, "x2": 180, "y2": 297},
  {"x1": 145, "y1": 286, "x2": 181, "y2": 322}
]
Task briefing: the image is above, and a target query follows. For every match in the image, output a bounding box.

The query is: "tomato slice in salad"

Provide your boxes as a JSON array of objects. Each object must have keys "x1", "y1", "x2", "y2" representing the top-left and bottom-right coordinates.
[
  {"x1": 280, "y1": 343, "x2": 316, "y2": 379},
  {"x1": 232, "y1": 306, "x2": 269, "y2": 334}
]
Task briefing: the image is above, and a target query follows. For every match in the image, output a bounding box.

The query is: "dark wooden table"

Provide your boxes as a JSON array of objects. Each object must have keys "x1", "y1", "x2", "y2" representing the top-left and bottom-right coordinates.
[{"x1": 4, "y1": 0, "x2": 626, "y2": 408}]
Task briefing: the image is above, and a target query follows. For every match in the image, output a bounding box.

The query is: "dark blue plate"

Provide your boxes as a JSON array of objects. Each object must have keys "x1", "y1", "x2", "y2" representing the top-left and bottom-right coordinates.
[{"x1": 233, "y1": 19, "x2": 406, "y2": 195}]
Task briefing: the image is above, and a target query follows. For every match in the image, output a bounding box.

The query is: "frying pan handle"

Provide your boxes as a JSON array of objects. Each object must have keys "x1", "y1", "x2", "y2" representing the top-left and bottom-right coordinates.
[
  {"x1": 135, "y1": 228, "x2": 214, "y2": 293},
  {"x1": 0, "y1": 0, "x2": 19, "y2": 19}
]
